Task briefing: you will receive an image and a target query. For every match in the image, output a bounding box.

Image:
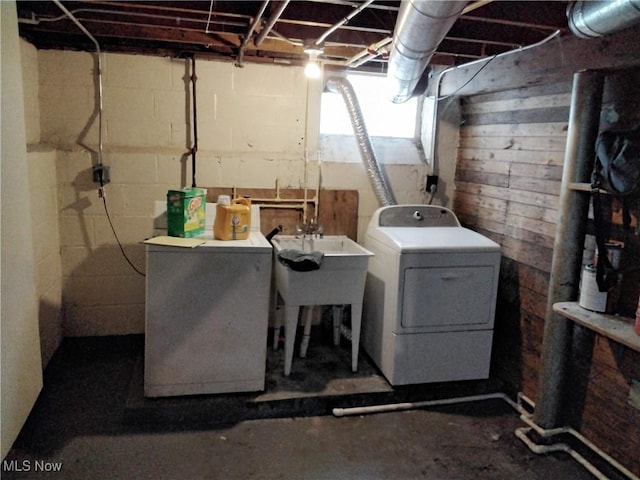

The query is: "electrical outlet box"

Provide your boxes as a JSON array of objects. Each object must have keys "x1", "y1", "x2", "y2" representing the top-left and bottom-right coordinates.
[
  {"x1": 93, "y1": 165, "x2": 110, "y2": 185},
  {"x1": 426, "y1": 175, "x2": 439, "y2": 192}
]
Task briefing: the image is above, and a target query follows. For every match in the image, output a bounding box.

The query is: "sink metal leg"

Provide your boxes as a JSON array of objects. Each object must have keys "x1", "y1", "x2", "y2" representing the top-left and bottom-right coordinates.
[
  {"x1": 350, "y1": 303, "x2": 362, "y2": 372},
  {"x1": 283, "y1": 304, "x2": 300, "y2": 376}
]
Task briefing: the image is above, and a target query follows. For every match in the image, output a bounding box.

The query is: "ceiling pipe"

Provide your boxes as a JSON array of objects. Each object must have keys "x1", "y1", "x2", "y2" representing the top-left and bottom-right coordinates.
[
  {"x1": 254, "y1": 0, "x2": 291, "y2": 47},
  {"x1": 344, "y1": 36, "x2": 392, "y2": 68},
  {"x1": 237, "y1": 0, "x2": 270, "y2": 66},
  {"x1": 314, "y1": 0, "x2": 376, "y2": 46},
  {"x1": 387, "y1": 0, "x2": 469, "y2": 104},
  {"x1": 567, "y1": 0, "x2": 640, "y2": 38}
]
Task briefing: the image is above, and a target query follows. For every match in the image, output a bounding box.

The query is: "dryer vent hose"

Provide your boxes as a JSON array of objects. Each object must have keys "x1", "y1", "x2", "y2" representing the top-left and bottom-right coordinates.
[{"x1": 325, "y1": 77, "x2": 397, "y2": 207}]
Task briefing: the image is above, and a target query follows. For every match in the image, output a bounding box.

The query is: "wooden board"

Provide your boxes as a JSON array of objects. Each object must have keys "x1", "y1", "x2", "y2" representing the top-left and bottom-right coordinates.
[
  {"x1": 204, "y1": 187, "x2": 359, "y2": 241},
  {"x1": 435, "y1": 26, "x2": 640, "y2": 97},
  {"x1": 553, "y1": 302, "x2": 639, "y2": 353}
]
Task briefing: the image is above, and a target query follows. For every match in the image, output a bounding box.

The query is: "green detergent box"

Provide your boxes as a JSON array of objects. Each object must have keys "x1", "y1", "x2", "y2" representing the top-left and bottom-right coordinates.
[{"x1": 166, "y1": 188, "x2": 206, "y2": 238}]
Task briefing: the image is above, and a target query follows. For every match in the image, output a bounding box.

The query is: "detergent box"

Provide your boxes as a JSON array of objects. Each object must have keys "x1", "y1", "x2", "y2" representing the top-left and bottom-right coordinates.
[{"x1": 166, "y1": 188, "x2": 206, "y2": 238}]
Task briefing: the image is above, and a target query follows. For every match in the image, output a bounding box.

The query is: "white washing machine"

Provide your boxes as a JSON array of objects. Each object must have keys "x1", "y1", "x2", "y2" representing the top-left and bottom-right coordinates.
[
  {"x1": 362, "y1": 205, "x2": 501, "y2": 386},
  {"x1": 144, "y1": 202, "x2": 272, "y2": 397}
]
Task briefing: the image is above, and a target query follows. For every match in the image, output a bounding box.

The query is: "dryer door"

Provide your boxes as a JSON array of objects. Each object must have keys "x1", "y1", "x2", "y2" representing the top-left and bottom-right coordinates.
[{"x1": 400, "y1": 265, "x2": 497, "y2": 331}]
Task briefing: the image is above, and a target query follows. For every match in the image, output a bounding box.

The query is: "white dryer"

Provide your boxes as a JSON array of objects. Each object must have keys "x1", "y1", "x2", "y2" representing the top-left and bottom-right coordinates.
[{"x1": 362, "y1": 205, "x2": 501, "y2": 386}]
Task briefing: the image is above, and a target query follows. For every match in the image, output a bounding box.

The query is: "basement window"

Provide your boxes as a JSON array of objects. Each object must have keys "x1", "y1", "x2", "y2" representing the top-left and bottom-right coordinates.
[{"x1": 320, "y1": 74, "x2": 419, "y2": 138}]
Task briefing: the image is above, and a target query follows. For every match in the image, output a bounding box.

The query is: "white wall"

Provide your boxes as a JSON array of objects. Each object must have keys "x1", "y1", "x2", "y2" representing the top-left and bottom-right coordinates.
[
  {"x1": 21, "y1": 39, "x2": 64, "y2": 368},
  {"x1": 32, "y1": 49, "x2": 429, "y2": 336},
  {"x1": 1, "y1": 1, "x2": 43, "y2": 459}
]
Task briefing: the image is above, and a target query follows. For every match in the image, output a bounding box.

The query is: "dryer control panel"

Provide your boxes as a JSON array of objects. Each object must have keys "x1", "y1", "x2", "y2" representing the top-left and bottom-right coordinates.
[{"x1": 377, "y1": 205, "x2": 460, "y2": 228}]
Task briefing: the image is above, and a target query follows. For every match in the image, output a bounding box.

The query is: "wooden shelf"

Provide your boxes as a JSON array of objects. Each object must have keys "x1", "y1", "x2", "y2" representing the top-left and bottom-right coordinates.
[
  {"x1": 553, "y1": 301, "x2": 640, "y2": 352},
  {"x1": 567, "y1": 182, "x2": 608, "y2": 193}
]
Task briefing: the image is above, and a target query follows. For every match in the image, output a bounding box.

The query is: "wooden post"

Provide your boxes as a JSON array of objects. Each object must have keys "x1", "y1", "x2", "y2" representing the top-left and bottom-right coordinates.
[{"x1": 534, "y1": 70, "x2": 604, "y2": 429}]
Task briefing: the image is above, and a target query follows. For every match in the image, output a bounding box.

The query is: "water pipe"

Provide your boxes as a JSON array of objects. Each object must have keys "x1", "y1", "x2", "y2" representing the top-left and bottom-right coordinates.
[
  {"x1": 190, "y1": 55, "x2": 198, "y2": 187},
  {"x1": 332, "y1": 392, "x2": 639, "y2": 480},
  {"x1": 332, "y1": 392, "x2": 520, "y2": 417},
  {"x1": 517, "y1": 394, "x2": 639, "y2": 480},
  {"x1": 514, "y1": 427, "x2": 609, "y2": 480}
]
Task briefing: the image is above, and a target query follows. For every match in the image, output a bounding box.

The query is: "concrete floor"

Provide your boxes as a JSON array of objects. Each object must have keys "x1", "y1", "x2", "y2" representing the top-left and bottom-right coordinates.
[{"x1": 4, "y1": 329, "x2": 597, "y2": 480}]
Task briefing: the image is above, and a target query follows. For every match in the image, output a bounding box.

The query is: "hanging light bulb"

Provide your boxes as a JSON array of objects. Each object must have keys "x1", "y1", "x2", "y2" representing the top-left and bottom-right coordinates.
[
  {"x1": 303, "y1": 40, "x2": 324, "y2": 79},
  {"x1": 304, "y1": 52, "x2": 322, "y2": 78}
]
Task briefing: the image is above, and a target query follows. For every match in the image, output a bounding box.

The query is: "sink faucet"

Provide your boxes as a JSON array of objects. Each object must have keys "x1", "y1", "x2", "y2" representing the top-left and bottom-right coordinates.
[
  {"x1": 304, "y1": 218, "x2": 323, "y2": 238},
  {"x1": 294, "y1": 219, "x2": 323, "y2": 244}
]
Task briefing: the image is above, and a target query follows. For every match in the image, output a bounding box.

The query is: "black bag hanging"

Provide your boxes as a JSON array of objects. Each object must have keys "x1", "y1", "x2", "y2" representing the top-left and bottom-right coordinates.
[
  {"x1": 592, "y1": 125, "x2": 640, "y2": 195},
  {"x1": 591, "y1": 125, "x2": 640, "y2": 292}
]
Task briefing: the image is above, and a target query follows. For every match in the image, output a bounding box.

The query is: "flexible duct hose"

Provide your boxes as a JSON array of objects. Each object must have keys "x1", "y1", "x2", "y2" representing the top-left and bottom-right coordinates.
[
  {"x1": 387, "y1": 0, "x2": 468, "y2": 103},
  {"x1": 325, "y1": 77, "x2": 397, "y2": 206}
]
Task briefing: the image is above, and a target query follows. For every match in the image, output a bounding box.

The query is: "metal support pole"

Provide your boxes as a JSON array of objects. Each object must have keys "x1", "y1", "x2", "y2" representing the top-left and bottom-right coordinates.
[{"x1": 534, "y1": 70, "x2": 605, "y2": 429}]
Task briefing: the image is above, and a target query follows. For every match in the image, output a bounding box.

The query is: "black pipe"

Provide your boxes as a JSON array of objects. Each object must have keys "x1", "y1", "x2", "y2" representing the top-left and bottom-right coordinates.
[
  {"x1": 265, "y1": 225, "x2": 283, "y2": 244},
  {"x1": 190, "y1": 55, "x2": 198, "y2": 187}
]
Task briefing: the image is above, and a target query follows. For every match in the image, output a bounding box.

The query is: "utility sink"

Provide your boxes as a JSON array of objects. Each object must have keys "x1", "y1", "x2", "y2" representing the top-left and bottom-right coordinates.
[
  {"x1": 272, "y1": 235, "x2": 374, "y2": 303},
  {"x1": 271, "y1": 235, "x2": 374, "y2": 376}
]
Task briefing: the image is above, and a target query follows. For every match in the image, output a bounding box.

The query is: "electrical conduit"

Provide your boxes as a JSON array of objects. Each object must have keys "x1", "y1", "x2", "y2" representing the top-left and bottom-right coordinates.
[{"x1": 52, "y1": 0, "x2": 103, "y2": 168}]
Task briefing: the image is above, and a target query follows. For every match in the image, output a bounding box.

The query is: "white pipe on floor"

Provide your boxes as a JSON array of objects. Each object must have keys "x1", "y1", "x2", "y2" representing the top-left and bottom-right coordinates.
[
  {"x1": 332, "y1": 392, "x2": 639, "y2": 480},
  {"x1": 518, "y1": 412, "x2": 639, "y2": 480},
  {"x1": 332, "y1": 392, "x2": 521, "y2": 417},
  {"x1": 515, "y1": 427, "x2": 609, "y2": 480},
  {"x1": 516, "y1": 392, "x2": 639, "y2": 480}
]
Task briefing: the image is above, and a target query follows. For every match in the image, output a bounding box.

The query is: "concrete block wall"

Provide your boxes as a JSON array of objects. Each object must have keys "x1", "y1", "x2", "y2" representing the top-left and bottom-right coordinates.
[{"x1": 29, "y1": 46, "x2": 429, "y2": 336}]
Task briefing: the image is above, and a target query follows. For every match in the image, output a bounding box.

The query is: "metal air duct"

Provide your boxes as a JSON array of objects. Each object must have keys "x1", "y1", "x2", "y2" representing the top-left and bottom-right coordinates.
[
  {"x1": 326, "y1": 77, "x2": 397, "y2": 207},
  {"x1": 568, "y1": 0, "x2": 640, "y2": 38},
  {"x1": 387, "y1": 0, "x2": 468, "y2": 104}
]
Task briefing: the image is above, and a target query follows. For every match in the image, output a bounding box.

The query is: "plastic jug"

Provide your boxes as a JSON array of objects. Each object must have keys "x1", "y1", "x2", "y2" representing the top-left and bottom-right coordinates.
[{"x1": 214, "y1": 197, "x2": 251, "y2": 240}]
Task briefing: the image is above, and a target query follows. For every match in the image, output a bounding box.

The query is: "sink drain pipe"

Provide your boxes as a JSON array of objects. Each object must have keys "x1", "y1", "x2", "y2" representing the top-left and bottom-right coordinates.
[{"x1": 332, "y1": 392, "x2": 639, "y2": 480}]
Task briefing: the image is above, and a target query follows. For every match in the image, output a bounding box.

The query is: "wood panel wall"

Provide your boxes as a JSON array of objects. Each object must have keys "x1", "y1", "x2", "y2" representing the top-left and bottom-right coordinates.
[
  {"x1": 453, "y1": 71, "x2": 640, "y2": 475},
  {"x1": 205, "y1": 187, "x2": 359, "y2": 240},
  {"x1": 454, "y1": 81, "x2": 571, "y2": 397}
]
